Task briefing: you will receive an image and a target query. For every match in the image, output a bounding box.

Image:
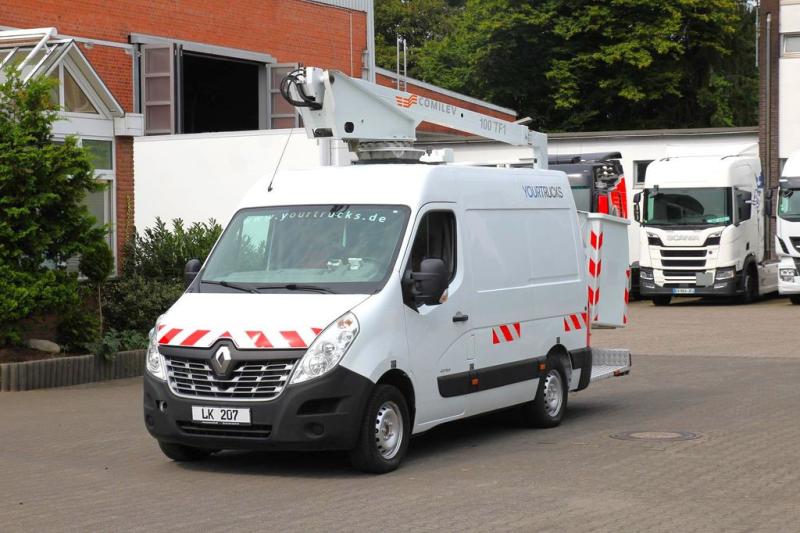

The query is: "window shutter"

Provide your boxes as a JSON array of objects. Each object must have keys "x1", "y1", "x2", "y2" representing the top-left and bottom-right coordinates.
[{"x1": 142, "y1": 44, "x2": 175, "y2": 135}]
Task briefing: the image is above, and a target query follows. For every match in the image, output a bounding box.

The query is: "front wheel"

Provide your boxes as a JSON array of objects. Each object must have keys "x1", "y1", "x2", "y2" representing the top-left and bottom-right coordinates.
[
  {"x1": 519, "y1": 359, "x2": 567, "y2": 428},
  {"x1": 739, "y1": 268, "x2": 759, "y2": 304},
  {"x1": 158, "y1": 441, "x2": 212, "y2": 462},
  {"x1": 790, "y1": 295, "x2": 800, "y2": 305},
  {"x1": 349, "y1": 384, "x2": 411, "y2": 474},
  {"x1": 652, "y1": 295, "x2": 672, "y2": 306}
]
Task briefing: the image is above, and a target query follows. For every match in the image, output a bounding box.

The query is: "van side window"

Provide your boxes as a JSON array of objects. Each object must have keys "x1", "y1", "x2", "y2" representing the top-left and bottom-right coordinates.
[
  {"x1": 409, "y1": 211, "x2": 456, "y2": 280},
  {"x1": 737, "y1": 190, "x2": 752, "y2": 222}
]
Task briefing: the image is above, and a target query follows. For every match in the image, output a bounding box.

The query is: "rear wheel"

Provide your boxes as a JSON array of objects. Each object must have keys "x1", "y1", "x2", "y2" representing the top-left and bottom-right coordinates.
[
  {"x1": 519, "y1": 358, "x2": 567, "y2": 428},
  {"x1": 652, "y1": 295, "x2": 671, "y2": 306},
  {"x1": 790, "y1": 295, "x2": 800, "y2": 305},
  {"x1": 349, "y1": 384, "x2": 410, "y2": 474},
  {"x1": 739, "y1": 267, "x2": 759, "y2": 304},
  {"x1": 158, "y1": 441, "x2": 212, "y2": 462}
]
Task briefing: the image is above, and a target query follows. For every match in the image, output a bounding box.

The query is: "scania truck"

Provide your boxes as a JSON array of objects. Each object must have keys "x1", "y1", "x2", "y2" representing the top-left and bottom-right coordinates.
[
  {"x1": 777, "y1": 150, "x2": 800, "y2": 304},
  {"x1": 634, "y1": 155, "x2": 778, "y2": 305},
  {"x1": 143, "y1": 67, "x2": 633, "y2": 473}
]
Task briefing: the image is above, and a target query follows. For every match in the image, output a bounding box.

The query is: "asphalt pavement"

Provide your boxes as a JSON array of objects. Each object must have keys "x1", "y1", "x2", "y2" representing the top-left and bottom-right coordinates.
[{"x1": 1, "y1": 298, "x2": 799, "y2": 532}]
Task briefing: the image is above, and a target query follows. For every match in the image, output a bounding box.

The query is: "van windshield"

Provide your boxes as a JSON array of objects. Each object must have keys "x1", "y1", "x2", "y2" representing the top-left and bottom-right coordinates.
[
  {"x1": 644, "y1": 187, "x2": 732, "y2": 227},
  {"x1": 201, "y1": 205, "x2": 411, "y2": 294},
  {"x1": 778, "y1": 188, "x2": 800, "y2": 221}
]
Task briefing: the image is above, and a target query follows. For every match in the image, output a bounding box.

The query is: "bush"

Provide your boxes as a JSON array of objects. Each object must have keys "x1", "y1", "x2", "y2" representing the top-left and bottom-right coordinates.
[
  {"x1": 0, "y1": 67, "x2": 107, "y2": 346},
  {"x1": 103, "y1": 276, "x2": 185, "y2": 334},
  {"x1": 57, "y1": 306, "x2": 100, "y2": 353},
  {"x1": 80, "y1": 239, "x2": 115, "y2": 332},
  {"x1": 87, "y1": 329, "x2": 149, "y2": 361},
  {"x1": 123, "y1": 217, "x2": 222, "y2": 280}
]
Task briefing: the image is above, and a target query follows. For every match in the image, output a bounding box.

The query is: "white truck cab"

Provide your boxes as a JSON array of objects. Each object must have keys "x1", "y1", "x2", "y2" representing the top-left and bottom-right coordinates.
[
  {"x1": 634, "y1": 155, "x2": 778, "y2": 305},
  {"x1": 777, "y1": 150, "x2": 800, "y2": 304},
  {"x1": 143, "y1": 67, "x2": 631, "y2": 473}
]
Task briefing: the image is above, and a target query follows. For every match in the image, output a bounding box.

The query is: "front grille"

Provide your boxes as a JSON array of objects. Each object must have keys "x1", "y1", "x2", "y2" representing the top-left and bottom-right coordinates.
[
  {"x1": 178, "y1": 421, "x2": 272, "y2": 438},
  {"x1": 661, "y1": 249, "x2": 706, "y2": 258},
  {"x1": 663, "y1": 269, "x2": 705, "y2": 278},
  {"x1": 165, "y1": 356, "x2": 298, "y2": 401},
  {"x1": 791, "y1": 237, "x2": 800, "y2": 253},
  {"x1": 661, "y1": 259, "x2": 706, "y2": 267}
]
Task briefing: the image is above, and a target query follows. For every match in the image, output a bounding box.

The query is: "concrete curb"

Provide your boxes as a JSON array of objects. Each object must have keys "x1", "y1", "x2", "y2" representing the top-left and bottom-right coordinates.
[{"x1": 0, "y1": 350, "x2": 146, "y2": 392}]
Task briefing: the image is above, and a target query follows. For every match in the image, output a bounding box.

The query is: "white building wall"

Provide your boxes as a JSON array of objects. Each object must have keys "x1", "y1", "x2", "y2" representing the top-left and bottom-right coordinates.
[
  {"x1": 134, "y1": 129, "x2": 344, "y2": 230},
  {"x1": 780, "y1": 4, "x2": 800, "y2": 158}
]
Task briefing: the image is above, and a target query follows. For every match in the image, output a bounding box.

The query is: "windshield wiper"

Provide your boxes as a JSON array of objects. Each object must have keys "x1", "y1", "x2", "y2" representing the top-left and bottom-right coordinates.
[
  {"x1": 256, "y1": 284, "x2": 336, "y2": 294},
  {"x1": 201, "y1": 280, "x2": 260, "y2": 294}
]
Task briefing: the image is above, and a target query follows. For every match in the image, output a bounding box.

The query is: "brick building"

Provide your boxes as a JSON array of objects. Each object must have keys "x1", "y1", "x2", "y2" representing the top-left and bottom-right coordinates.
[{"x1": 1, "y1": 1, "x2": 514, "y2": 266}]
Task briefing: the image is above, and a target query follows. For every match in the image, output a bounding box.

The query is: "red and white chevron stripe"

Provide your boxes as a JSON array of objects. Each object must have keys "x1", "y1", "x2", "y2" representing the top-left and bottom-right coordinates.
[
  {"x1": 157, "y1": 326, "x2": 322, "y2": 349},
  {"x1": 491, "y1": 322, "x2": 521, "y2": 345},
  {"x1": 563, "y1": 312, "x2": 589, "y2": 332}
]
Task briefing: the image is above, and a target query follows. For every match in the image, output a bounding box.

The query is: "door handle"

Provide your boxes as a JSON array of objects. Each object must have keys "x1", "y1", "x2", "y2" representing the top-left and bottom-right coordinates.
[{"x1": 452, "y1": 312, "x2": 469, "y2": 323}]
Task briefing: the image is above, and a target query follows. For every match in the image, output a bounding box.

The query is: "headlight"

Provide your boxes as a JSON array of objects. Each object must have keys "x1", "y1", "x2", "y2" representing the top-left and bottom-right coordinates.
[
  {"x1": 290, "y1": 312, "x2": 359, "y2": 385},
  {"x1": 145, "y1": 322, "x2": 166, "y2": 381},
  {"x1": 780, "y1": 268, "x2": 798, "y2": 281},
  {"x1": 715, "y1": 268, "x2": 735, "y2": 281},
  {"x1": 640, "y1": 269, "x2": 654, "y2": 280}
]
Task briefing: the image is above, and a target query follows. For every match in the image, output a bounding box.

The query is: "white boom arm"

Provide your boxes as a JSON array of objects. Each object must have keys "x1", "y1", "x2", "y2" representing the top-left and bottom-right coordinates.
[{"x1": 285, "y1": 67, "x2": 548, "y2": 169}]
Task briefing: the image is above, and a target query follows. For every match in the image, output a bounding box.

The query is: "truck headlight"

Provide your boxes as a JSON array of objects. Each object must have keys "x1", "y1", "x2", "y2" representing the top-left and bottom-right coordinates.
[
  {"x1": 640, "y1": 268, "x2": 654, "y2": 281},
  {"x1": 715, "y1": 267, "x2": 735, "y2": 281},
  {"x1": 290, "y1": 312, "x2": 359, "y2": 385},
  {"x1": 145, "y1": 325, "x2": 166, "y2": 381},
  {"x1": 780, "y1": 268, "x2": 798, "y2": 282}
]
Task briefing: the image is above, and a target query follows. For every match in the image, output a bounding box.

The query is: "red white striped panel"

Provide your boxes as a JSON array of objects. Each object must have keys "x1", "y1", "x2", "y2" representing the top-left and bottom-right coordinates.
[{"x1": 158, "y1": 327, "x2": 322, "y2": 349}]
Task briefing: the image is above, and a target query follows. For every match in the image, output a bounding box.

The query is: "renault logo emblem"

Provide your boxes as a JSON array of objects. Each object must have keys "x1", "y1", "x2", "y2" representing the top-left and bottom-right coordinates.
[{"x1": 211, "y1": 346, "x2": 232, "y2": 375}]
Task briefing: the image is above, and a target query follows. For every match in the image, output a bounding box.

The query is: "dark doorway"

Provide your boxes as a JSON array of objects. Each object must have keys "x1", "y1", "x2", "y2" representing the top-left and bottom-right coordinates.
[{"x1": 181, "y1": 52, "x2": 259, "y2": 133}]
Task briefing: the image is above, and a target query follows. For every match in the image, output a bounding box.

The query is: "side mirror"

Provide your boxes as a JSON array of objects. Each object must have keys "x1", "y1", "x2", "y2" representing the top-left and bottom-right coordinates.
[
  {"x1": 184, "y1": 259, "x2": 201, "y2": 288},
  {"x1": 403, "y1": 258, "x2": 449, "y2": 307},
  {"x1": 633, "y1": 192, "x2": 642, "y2": 223}
]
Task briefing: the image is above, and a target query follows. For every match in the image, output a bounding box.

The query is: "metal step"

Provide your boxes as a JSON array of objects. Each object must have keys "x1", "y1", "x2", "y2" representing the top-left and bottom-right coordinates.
[{"x1": 590, "y1": 348, "x2": 632, "y2": 382}]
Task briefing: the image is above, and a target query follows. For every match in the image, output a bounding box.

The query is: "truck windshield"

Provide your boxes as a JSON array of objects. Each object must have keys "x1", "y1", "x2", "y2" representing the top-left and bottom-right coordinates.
[
  {"x1": 778, "y1": 188, "x2": 800, "y2": 221},
  {"x1": 644, "y1": 187, "x2": 732, "y2": 226},
  {"x1": 201, "y1": 205, "x2": 411, "y2": 294}
]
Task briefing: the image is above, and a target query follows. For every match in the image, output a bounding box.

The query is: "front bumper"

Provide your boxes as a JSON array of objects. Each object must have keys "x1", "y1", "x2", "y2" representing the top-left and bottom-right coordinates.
[
  {"x1": 144, "y1": 366, "x2": 373, "y2": 451},
  {"x1": 639, "y1": 277, "x2": 739, "y2": 297}
]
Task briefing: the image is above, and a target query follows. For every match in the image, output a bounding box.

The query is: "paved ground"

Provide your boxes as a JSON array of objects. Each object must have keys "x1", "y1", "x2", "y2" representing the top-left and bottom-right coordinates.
[{"x1": 2, "y1": 298, "x2": 799, "y2": 532}]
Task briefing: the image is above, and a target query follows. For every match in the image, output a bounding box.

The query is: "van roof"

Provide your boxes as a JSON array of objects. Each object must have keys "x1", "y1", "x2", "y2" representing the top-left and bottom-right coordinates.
[
  {"x1": 238, "y1": 164, "x2": 575, "y2": 212},
  {"x1": 645, "y1": 156, "x2": 760, "y2": 188}
]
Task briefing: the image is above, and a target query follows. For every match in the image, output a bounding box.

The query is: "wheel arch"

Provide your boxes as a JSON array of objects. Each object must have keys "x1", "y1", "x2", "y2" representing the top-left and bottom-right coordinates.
[
  {"x1": 547, "y1": 343, "x2": 573, "y2": 385},
  {"x1": 376, "y1": 369, "x2": 416, "y2": 427}
]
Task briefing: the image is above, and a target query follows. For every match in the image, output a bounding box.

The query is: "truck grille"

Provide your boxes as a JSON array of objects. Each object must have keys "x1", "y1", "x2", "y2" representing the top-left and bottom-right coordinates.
[
  {"x1": 652, "y1": 246, "x2": 711, "y2": 284},
  {"x1": 164, "y1": 356, "x2": 298, "y2": 401},
  {"x1": 791, "y1": 237, "x2": 800, "y2": 253}
]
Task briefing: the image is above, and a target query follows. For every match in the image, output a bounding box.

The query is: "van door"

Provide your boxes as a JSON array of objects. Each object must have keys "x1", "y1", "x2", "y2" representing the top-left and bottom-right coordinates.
[{"x1": 402, "y1": 206, "x2": 472, "y2": 429}]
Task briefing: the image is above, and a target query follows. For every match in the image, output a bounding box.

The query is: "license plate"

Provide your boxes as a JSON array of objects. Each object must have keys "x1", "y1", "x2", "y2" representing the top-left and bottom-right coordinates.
[
  {"x1": 672, "y1": 288, "x2": 695, "y2": 295},
  {"x1": 191, "y1": 406, "x2": 251, "y2": 425}
]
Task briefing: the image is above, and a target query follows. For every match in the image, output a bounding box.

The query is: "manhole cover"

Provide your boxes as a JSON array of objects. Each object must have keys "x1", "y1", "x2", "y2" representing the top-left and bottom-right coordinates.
[{"x1": 610, "y1": 431, "x2": 701, "y2": 442}]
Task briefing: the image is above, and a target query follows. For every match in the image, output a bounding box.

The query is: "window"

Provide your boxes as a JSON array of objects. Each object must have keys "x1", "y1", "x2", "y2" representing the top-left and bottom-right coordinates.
[
  {"x1": 269, "y1": 64, "x2": 301, "y2": 129},
  {"x1": 736, "y1": 190, "x2": 752, "y2": 222},
  {"x1": 142, "y1": 45, "x2": 173, "y2": 134},
  {"x1": 408, "y1": 211, "x2": 457, "y2": 281},
  {"x1": 634, "y1": 160, "x2": 653, "y2": 186},
  {"x1": 784, "y1": 34, "x2": 800, "y2": 55},
  {"x1": 83, "y1": 139, "x2": 113, "y2": 170},
  {"x1": 63, "y1": 69, "x2": 98, "y2": 114}
]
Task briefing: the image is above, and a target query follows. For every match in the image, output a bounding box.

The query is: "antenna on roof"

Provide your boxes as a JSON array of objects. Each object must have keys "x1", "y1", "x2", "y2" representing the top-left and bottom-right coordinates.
[{"x1": 267, "y1": 129, "x2": 294, "y2": 192}]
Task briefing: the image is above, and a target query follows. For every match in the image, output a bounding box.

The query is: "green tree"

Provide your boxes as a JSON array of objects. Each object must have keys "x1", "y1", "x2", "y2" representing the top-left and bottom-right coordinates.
[
  {"x1": 375, "y1": 0, "x2": 465, "y2": 79},
  {"x1": 0, "y1": 67, "x2": 107, "y2": 345},
  {"x1": 412, "y1": 0, "x2": 758, "y2": 131}
]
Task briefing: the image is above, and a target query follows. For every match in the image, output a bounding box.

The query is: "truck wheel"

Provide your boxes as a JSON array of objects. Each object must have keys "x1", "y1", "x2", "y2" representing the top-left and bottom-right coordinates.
[
  {"x1": 652, "y1": 296, "x2": 671, "y2": 306},
  {"x1": 349, "y1": 384, "x2": 410, "y2": 474},
  {"x1": 739, "y1": 268, "x2": 759, "y2": 304},
  {"x1": 158, "y1": 441, "x2": 212, "y2": 462},
  {"x1": 520, "y1": 359, "x2": 567, "y2": 428},
  {"x1": 790, "y1": 295, "x2": 800, "y2": 305}
]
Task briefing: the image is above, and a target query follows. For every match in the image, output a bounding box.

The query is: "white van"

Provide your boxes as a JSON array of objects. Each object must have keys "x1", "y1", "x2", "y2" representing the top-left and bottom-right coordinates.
[{"x1": 143, "y1": 163, "x2": 631, "y2": 473}]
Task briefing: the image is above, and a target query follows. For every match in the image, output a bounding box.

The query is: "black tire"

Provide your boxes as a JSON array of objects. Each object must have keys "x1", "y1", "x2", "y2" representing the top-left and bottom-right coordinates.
[
  {"x1": 739, "y1": 267, "x2": 759, "y2": 304},
  {"x1": 790, "y1": 295, "x2": 800, "y2": 305},
  {"x1": 158, "y1": 441, "x2": 212, "y2": 462},
  {"x1": 349, "y1": 384, "x2": 411, "y2": 474},
  {"x1": 652, "y1": 295, "x2": 671, "y2": 306},
  {"x1": 519, "y1": 358, "x2": 567, "y2": 428}
]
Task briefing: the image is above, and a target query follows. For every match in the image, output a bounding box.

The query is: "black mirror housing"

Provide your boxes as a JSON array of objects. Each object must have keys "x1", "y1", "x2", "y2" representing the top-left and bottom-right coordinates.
[
  {"x1": 184, "y1": 258, "x2": 202, "y2": 288},
  {"x1": 403, "y1": 258, "x2": 449, "y2": 307}
]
